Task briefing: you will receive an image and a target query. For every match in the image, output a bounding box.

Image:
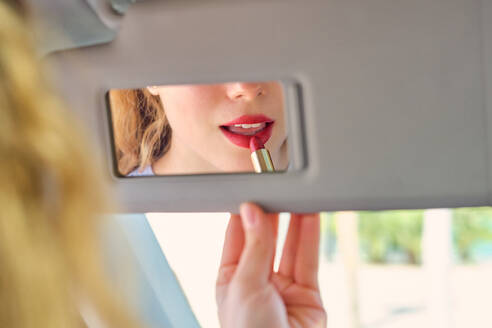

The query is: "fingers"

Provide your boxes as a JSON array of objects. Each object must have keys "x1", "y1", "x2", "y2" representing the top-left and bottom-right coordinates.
[
  {"x1": 294, "y1": 213, "x2": 321, "y2": 289},
  {"x1": 234, "y1": 203, "x2": 277, "y2": 287},
  {"x1": 217, "y1": 214, "x2": 244, "y2": 287},
  {"x1": 278, "y1": 214, "x2": 301, "y2": 278},
  {"x1": 269, "y1": 213, "x2": 279, "y2": 276},
  {"x1": 219, "y1": 214, "x2": 245, "y2": 267},
  {"x1": 278, "y1": 213, "x2": 320, "y2": 289},
  {"x1": 219, "y1": 206, "x2": 320, "y2": 292}
]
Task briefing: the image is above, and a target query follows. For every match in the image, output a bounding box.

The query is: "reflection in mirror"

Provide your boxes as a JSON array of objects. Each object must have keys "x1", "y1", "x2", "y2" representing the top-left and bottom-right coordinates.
[{"x1": 107, "y1": 81, "x2": 289, "y2": 177}]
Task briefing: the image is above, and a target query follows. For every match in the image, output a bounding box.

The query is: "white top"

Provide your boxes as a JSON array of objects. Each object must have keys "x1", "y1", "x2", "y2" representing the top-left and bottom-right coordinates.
[{"x1": 127, "y1": 165, "x2": 155, "y2": 177}]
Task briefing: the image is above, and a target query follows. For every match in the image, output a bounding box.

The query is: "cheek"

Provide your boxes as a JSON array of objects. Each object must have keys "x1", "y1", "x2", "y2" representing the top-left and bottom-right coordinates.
[
  {"x1": 268, "y1": 87, "x2": 287, "y2": 138},
  {"x1": 271, "y1": 84, "x2": 286, "y2": 118},
  {"x1": 159, "y1": 90, "x2": 217, "y2": 141}
]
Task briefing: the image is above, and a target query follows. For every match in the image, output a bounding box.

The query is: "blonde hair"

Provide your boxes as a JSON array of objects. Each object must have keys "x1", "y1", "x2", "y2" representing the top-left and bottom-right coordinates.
[
  {"x1": 109, "y1": 89, "x2": 171, "y2": 175},
  {"x1": 0, "y1": 3, "x2": 141, "y2": 327}
]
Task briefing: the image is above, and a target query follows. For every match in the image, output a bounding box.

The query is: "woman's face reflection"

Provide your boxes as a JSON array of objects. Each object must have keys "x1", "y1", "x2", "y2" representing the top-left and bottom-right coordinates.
[{"x1": 148, "y1": 82, "x2": 288, "y2": 173}]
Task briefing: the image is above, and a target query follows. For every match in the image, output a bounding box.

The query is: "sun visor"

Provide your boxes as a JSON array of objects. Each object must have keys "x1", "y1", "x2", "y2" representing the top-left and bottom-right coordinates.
[{"x1": 44, "y1": 0, "x2": 492, "y2": 213}]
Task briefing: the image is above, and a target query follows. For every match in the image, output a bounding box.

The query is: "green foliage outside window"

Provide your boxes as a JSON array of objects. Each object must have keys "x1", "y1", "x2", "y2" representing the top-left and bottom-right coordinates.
[
  {"x1": 321, "y1": 207, "x2": 492, "y2": 264},
  {"x1": 452, "y1": 207, "x2": 492, "y2": 263},
  {"x1": 358, "y1": 210, "x2": 423, "y2": 264}
]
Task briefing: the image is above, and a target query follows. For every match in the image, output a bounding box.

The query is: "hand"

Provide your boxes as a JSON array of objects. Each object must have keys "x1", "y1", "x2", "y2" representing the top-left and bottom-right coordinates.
[{"x1": 216, "y1": 203, "x2": 326, "y2": 328}]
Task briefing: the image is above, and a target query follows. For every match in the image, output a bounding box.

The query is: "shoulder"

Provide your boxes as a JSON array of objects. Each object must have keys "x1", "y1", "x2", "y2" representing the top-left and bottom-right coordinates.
[{"x1": 127, "y1": 165, "x2": 155, "y2": 177}]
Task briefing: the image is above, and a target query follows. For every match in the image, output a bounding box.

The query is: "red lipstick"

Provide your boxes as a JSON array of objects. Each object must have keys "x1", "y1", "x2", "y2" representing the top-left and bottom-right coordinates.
[
  {"x1": 250, "y1": 136, "x2": 264, "y2": 152},
  {"x1": 220, "y1": 114, "x2": 274, "y2": 148},
  {"x1": 249, "y1": 136, "x2": 275, "y2": 173}
]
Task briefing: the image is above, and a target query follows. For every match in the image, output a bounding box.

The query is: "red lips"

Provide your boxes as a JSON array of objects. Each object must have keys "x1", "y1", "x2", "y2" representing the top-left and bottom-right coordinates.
[{"x1": 220, "y1": 114, "x2": 275, "y2": 148}]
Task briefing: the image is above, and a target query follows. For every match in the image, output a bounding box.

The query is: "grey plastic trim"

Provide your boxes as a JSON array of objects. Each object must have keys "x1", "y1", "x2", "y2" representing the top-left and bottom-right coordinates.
[
  {"x1": 109, "y1": 0, "x2": 135, "y2": 15},
  {"x1": 30, "y1": 0, "x2": 120, "y2": 55},
  {"x1": 102, "y1": 215, "x2": 200, "y2": 328}
]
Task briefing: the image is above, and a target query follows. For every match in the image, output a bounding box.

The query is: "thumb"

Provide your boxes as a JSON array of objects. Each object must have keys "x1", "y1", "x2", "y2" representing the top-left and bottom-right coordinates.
[{"x1": 234, "y1": 202, "x2": 276, "y2": 287}]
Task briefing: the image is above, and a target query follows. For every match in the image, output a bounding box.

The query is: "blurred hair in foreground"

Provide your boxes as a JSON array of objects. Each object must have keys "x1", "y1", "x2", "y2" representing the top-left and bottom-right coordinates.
[{"x1": 0, "y1": 2, "x2": 141, "y2": 327}]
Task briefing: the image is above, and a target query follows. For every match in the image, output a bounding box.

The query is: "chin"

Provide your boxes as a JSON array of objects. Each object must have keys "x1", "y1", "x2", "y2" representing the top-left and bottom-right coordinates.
[
  {"x1": 221, "y1": 165, "x2": 255, "y2": 173},
  {"x1": 215, "y1": 159, "x2": 255, "y2": 173}
]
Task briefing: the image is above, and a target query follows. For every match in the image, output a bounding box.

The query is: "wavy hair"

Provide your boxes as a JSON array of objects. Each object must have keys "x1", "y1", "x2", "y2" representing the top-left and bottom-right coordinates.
[
  {"x1": 0, "y1": 2, "x2": 141, "y2": 327},
  {"x1": 109, "y1": 88, "x2": 171, "y2": 175}
]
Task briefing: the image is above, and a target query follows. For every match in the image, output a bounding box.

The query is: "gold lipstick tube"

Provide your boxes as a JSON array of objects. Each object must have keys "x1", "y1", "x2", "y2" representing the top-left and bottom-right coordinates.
[{"x1": 251, "y1": 149, "x2": 275, "y2": 173}]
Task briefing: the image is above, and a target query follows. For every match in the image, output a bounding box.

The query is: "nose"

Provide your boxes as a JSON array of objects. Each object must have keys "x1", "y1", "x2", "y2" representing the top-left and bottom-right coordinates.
[{"x1": 226, "y1": 83, "x2": 264, "y2": 101}]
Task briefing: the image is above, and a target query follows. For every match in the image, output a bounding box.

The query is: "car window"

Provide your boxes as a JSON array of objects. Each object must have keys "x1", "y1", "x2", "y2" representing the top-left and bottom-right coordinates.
[{"x1": 148, "y1": 208, "x2": 492, "y2": 328}]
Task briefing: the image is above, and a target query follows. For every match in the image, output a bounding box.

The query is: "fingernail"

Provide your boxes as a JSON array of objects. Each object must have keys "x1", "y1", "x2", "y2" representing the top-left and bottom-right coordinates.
[{"x1": 240, "y1": 204, "x2": 257, "y2": 229}]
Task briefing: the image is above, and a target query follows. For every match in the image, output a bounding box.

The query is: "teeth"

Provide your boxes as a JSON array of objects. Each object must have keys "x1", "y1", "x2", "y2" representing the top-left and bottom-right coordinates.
[
  {"x1": 225, "y1": 122, "x2": 269, "y2": 136},
  {"x1": 233, "y1": 123, "x2": 263, "y2": 129}
]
